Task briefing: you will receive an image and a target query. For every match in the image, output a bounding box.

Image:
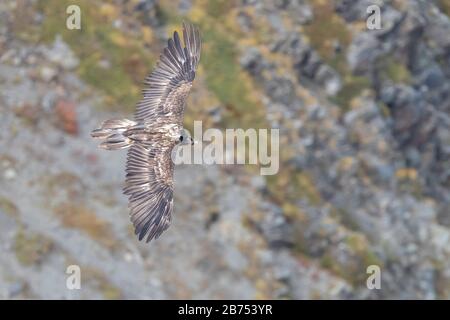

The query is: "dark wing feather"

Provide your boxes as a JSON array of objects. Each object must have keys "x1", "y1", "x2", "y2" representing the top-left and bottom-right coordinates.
[
  {"x1": 135, "y1": 22, "x2": 201, "y2": 122},
  {"x1": 124, "y1": 143, "x2": 175, "y2": 243}
]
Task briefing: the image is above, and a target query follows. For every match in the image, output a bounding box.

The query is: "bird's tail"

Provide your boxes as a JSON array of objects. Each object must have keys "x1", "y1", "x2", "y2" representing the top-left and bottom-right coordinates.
[{"x1": 91, "y1": 119, "x2": 137, "y2": 150}]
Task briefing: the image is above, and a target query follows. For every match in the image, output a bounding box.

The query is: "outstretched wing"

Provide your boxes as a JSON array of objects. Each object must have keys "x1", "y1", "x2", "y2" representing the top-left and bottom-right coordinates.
[
  {"x1": 124, "y1": 143, "x2": 175, "y2": 243},
  {"x1": 135, "y1": 22, "x2": 201, "y2": 123}
]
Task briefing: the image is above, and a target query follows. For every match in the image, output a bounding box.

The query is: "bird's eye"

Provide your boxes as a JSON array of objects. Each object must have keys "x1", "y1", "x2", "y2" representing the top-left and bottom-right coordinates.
[{"x1": 179, "y1": 135, "x2": 184, "y2": 141}]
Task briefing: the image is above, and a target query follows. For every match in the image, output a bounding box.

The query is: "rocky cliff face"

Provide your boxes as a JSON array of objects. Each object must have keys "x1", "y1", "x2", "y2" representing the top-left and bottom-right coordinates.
[{"x1": 0, "y1": 0, "x2": 449, "y2": 299}]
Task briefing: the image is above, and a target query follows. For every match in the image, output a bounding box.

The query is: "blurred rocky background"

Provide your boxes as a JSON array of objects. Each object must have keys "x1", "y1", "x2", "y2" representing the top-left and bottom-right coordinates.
[{"x1": 0, "y1": 0, "x2": 449, "y2": 299}]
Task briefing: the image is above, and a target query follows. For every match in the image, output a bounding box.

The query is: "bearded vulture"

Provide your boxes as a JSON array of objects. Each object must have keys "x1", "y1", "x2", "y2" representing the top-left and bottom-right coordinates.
[{"x1": 91, "y1": 23, "x2": 201, "y2": 243}]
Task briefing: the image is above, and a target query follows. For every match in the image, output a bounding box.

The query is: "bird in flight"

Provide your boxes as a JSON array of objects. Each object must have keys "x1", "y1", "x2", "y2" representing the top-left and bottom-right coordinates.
[{"x1": 91, "y1": 23, "x2": 201, "y2": 243}]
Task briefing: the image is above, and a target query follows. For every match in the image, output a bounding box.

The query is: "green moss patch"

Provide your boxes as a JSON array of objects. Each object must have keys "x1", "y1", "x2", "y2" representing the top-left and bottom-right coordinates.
[
  {"x1": 53, "y1": 202, "x2": 117, "y2": 249},
  {"x1": 32, "y1": 0, "x2": 155, "y2": 112},
  {"x1": 0, "y1": 196, "x2": 19, "y2": 218},
  {"x1": 332, "y1": 75, "x2": 371, "y2": 109},
  {"x1": 304, "y1": 2, "x2": 351, "y2": 64},
  {"x1": 14, "y1": 229, "x2": 54, "y2": 266}
]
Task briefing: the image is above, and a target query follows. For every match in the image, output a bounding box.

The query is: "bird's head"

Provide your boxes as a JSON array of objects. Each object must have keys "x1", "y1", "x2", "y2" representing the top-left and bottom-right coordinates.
[{"x1": 179, "y1": 129, "x2": 195, "y2": 145}]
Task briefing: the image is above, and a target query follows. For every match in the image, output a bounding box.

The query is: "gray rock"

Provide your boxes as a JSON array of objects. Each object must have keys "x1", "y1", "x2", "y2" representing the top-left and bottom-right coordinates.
[
  {"x1": 315, "y1": 65, "x2": 342, "y2": 96},
  {"x1": 39, "y1": 66, "x2": 57, "y2": 82},
  {"x1": 41, "y1": 35, "x2": 79, "y2": 70},
  {"x1": 239, "y1": 47, "x2": 266, "y2": 77},
  {"x1": 347, "y1": 32, "x2": 382, "y2": 73}
]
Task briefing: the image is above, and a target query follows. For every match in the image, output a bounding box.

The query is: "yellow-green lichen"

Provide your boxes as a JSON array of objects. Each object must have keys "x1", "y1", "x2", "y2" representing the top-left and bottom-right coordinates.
[
  {"x1": 32, "y1": 0, "x2": 156, "y2": 112},
  {"x1": 304, "y1": 1, "x2": 351, "y2": 65},
  {"x1": 0, "y1": 196, "x2": 19, "y2": 219},
  {"x1": 382, "y1": 56, "x2": 412, "y2": 83},
  {"x1": 266, "y1": 168, "x2": 322, "y2": 206},
  {"x1": 332, "y1": 76, "x2": 371, "y2": 109},
  {"x1": 438, "y1": 0, "x2": 450, "y2": 16},
  {"x1": 83, "y1": 267, "x2": 123, "y2": 299},
  {"x1": 53, "y1": 202, "x2": 117, "y2": 249},
  {"x1": 188, "y1": 0, "x2": 267, "y2": 128},
  {"x1": 14, "y1": 229, "x2": 54, "y2": 266}
]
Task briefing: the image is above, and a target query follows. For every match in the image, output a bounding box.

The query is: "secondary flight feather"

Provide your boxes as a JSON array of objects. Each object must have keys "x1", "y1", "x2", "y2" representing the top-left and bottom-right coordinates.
[{"x1": 91, "y1": 23, "x2": 201, "y2": 243}]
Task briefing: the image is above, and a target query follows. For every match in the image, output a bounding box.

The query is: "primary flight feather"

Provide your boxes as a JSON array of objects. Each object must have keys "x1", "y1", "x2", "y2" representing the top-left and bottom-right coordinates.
[{"x1": 91, "y1": 23, "x2": 201, "y2": 243}]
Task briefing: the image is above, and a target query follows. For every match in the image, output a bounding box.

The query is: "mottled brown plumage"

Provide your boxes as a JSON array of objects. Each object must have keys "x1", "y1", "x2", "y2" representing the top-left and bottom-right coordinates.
[{"x1": 91, "y1": 23, "x2": 201, "y2": 243}]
